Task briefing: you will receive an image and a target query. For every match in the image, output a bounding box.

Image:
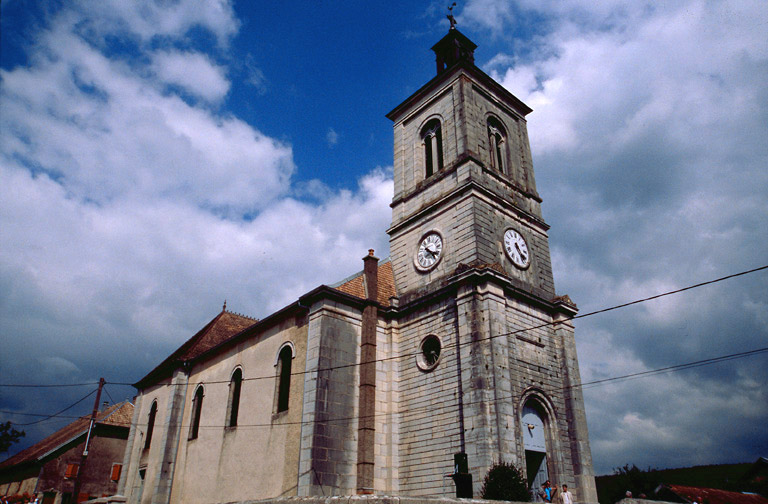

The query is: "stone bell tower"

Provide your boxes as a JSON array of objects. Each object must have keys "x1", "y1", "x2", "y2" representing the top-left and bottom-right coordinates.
[{"x1": 385, "y1": 25, "x2": 598, "y2": 502}]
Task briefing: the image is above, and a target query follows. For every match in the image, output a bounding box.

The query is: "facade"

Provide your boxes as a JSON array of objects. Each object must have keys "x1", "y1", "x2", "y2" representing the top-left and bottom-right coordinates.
[
  {"x1": 0, "y1": 401, "x2": 133, "y2": 504},
  {"x1": 120, "y1": 27, "x2": 597, "y2": 504}
]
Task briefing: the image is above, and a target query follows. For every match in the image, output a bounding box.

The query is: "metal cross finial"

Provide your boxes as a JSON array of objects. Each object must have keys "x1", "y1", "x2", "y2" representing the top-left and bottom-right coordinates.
[{"x1": 447, "y1": 3, "x2": 457, "y2": 30}]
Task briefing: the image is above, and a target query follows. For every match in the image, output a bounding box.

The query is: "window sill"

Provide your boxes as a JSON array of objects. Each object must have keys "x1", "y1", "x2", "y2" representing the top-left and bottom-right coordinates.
[{"x1": 271, "y1": 409, "x2": 289, "y2": 422}]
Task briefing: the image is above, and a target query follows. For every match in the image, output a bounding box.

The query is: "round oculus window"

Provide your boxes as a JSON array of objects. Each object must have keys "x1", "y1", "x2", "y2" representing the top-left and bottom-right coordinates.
[{"x1": 417, "y1": 335, "x2": 442, "y2": 371}]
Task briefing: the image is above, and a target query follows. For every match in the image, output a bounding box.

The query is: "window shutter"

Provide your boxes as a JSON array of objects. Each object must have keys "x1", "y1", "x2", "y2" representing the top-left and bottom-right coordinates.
[{"x1": 65, "y1": 463, "x2": 79, "y2": 479}]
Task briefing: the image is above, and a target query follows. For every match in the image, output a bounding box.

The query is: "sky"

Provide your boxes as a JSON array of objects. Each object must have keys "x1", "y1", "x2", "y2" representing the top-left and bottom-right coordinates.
[{"x1": 1, "y1": 0, "x2": 767, "y2": 477}]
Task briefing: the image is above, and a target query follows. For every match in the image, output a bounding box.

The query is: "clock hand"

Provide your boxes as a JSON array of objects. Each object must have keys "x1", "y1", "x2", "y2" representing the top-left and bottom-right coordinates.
[{"x1": 515, "y1": 243, "x2": 526, "y2": 258}]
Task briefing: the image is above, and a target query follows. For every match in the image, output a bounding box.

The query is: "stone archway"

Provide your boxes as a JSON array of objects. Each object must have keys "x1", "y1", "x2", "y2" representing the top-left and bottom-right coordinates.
[{"x1": 522, "y1": 400, "x2": 549, "y2": 492}]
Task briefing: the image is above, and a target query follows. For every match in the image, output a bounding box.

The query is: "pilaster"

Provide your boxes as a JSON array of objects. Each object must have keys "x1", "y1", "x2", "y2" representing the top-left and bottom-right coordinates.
[
  {"x1": 152, "y1": 369, "x2": 188, "y2": 504},
  {"x1": 553, "y1": 305, "x2": 598, "y2": 504}
]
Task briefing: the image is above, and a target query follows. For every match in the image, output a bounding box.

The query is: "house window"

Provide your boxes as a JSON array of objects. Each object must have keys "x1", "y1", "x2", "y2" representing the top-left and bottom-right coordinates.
[
  {"x1": 421, "y1": 118, "x2": 444, "y2": 178},
  {"x1": 188, "y1": 385, "x2": 204, "y2": 440},
  {"x1": 227, "y1": 368, "x2": 243, "y2": 427},
  {"x1": 487, "y1": 116, "x2": 507, "y2": 174},
  {"x1": 144, "y1": 401, "x2": 157, "y2": 450},
  {"x1": 64, "y1": 463, "x2": 79, "y2": 479},
  {"x1": 110, "y1": 463, "x2": 122, "y2": 482},
  {"x1": 275, "y1": 344, "x2": 293, "y2": 413}
]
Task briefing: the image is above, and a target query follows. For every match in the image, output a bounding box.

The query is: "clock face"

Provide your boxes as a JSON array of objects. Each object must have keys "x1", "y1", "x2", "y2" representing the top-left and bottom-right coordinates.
[
  {"x1": 416, "y1": 232, "x2": 443, "y2": 270},
  {"x1": 504, "y1": 229, "x2": 530, "y2": 268}
]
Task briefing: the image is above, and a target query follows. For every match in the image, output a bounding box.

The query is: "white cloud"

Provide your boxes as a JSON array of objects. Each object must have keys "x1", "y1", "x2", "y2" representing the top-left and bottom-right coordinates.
[
  {"x1": 0, "y1": 0, "x2": 394, "y2": 440},
  {"x1": 73, "y1": 0, "x2": 239, "y2": 47},
  {"x1": 460, "y1": 0, "x2": 515, "y2": 35},
  {"x1": 151, "y1": 50, "x2": 230, "y2": 102},
  {"x1": 326, "y1": 128, "x2": 339, "y2": 147},
  {"x1": 0, "y1": 13, "x2": 292, "y2": 216},
  {"x1": 247, "y1": 65, "x2": 268, "y2": 95}
]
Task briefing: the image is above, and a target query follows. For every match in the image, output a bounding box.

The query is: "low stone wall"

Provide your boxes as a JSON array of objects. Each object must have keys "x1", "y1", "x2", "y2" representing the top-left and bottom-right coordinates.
[
  {"x1": 615, "y1": 499, "x2": 677, "y2": 504},
  {"x1": 218, "y1": 496, "x2": 528, "y2": 504}
]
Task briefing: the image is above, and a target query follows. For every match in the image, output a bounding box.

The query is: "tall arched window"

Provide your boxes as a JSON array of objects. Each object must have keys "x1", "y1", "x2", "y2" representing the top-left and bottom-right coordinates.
[
  {"x1": 487, "y1": 117, "x2": 507, "y2": 174},
  {"x1": 275, "y1": 345, "x2": 293, "y2": 413},
  {"x1": 188, "y1": 385, "x2": 204, "y2": 440},
  {"x1": 227, "y1": 368, "x2": 243, "y2": 427},
  {"x1": 421, "y1": 119, "x2": 444, "y2": 178},
  {"x1": 143, "y1": 401, "x2": 157, "y2": 450}
]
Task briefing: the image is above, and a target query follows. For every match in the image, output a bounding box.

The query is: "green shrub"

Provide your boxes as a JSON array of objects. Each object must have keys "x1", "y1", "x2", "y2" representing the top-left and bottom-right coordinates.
[{"x1": 481, "y1": 461, "x2": 531, "y2": 502}]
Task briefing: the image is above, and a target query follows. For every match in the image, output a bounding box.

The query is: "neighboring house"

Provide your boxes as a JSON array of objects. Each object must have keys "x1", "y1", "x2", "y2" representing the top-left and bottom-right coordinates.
[
  {"x1": 0, "y1": 401, "x2": 134, "y2": 504},
  {"x1": 656, "y1": 483, "x2": 768, "y2": 504},
  {"x1": 120, "y1": 26, "x2": 598, "y2": 504},
  {"x1": 742, "y1": 457, "x2": 768, "y2": 494}
]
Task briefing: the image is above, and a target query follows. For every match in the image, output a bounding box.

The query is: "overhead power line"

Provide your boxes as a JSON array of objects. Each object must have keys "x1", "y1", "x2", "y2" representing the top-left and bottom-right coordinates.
[
  {"x1": 0, "y1": 381, "x2": 102, "y2": 388},
  {"x1": 110, "y1": 263, "x2": 768, "y2": 389},
  {"x1": 12, "y1": 389, "x2": 97, "y2": 427},
  {"x1": 0, "y1": 264, "x2": 766, "y2": 391},
  {"x1": 573, "y1": 347, "x2": 768, "y2": 390},
  {"x1": 5, "y1": 345, "x2": 766, "y2": 430},
  {"x1": 179, "y1": 345, "x2": 768, "y2": 431}
]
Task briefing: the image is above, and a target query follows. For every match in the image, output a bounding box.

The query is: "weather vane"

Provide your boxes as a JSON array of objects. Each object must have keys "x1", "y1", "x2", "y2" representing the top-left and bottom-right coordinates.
[{"x1": 447, "y1": 3, "x2": 457, "y2": 30}]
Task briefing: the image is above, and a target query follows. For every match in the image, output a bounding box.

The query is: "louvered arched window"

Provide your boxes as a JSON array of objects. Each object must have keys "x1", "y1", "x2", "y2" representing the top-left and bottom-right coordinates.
[
  {"x1": 421, "y1": 119, "x2": 444, "y2": 178},
  {"x1": 487, "y1": 116, "x2": 508, "y2": 174}
]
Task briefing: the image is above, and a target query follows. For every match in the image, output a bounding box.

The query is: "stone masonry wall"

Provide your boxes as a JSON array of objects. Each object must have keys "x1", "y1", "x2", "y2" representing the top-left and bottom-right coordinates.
[
  {"x1": 396, "y1": 298, "x2": 463, "y2": 497},
  {"x1": 299, "y1": 302, "x2": 361, "y2": 496}
]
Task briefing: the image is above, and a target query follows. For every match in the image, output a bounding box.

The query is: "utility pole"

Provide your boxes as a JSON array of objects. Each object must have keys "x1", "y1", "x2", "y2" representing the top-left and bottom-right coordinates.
[{"x1": 72, "y1": 377, "x2": 105, "y2": 503}]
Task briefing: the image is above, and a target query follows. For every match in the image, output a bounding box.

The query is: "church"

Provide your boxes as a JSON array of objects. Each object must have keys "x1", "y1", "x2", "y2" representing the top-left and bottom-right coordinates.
[{"x1": 118, "y1": 25, "x2": 598, "y2": 504}]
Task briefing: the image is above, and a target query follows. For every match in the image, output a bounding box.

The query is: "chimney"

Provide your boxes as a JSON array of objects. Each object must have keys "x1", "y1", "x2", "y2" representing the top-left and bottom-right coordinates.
[
  {"x1": 357, "y1": 249, "x2": 379, "y2": 494},
  {"x1": 363, "y1": 249, "x2": 379, "y2": 301}
]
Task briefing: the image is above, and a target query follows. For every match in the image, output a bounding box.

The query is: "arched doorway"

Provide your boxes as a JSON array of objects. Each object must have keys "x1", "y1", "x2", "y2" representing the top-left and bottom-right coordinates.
[{"x1": 522, "y1": 400, "x2": 549, "y2": 492}]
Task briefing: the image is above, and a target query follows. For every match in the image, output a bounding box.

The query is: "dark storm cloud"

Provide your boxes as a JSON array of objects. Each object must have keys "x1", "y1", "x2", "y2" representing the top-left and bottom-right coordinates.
[{"x1": 486, "y1": 0, "x2": 768, "y2": 473}]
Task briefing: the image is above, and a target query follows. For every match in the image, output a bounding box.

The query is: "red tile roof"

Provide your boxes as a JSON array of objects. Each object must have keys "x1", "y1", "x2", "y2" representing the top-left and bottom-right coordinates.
[
  {"x1": 0, "y1": 401, "x2": 133, "y2": 470},
  {"x1": 334, "y1": 259, "x2": 397, "y2": 306},
  {"x1": 179, "y1": 310, "x2": 257, "y2": 360},
  {"x1": 666, "y1": 484, "x2": 768, "y2": 504},
  {"x1": 137, "y1": 262, "x2": 392, "y2": 389},
  {"x1": 135, "y1": 309, "x2": 257, "y2": 387}
]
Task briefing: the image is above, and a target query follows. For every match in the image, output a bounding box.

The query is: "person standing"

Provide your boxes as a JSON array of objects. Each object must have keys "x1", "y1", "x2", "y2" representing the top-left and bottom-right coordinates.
[
  {"x1": 559, "y1": 484, "x2": 574, "y2": 504},
  {"x1": 544, "y1": 480, "x2": 553, "y2": 502},
  {"x1": 550, "y1": 484, "x2": 559, "y2": 503},
  {"x1": 536, "y1": 483, "x2": 548, "y2": 502}
]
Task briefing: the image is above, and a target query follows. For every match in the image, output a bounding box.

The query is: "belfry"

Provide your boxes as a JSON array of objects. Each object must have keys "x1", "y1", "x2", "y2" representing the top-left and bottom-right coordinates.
[{"x1": 384, "y1": 24, "x2": 598, "y2": 500}]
